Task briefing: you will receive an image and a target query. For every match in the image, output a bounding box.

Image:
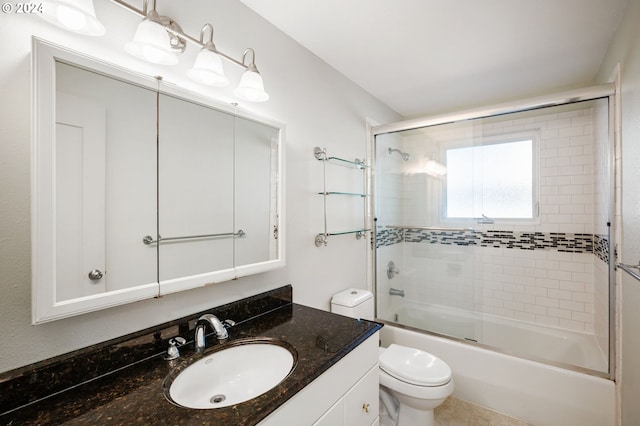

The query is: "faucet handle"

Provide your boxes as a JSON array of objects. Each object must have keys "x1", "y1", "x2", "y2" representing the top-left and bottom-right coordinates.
[
  {"x1": 170, "y1": 337, "x2": 187, "y2": 346},
  {"x1": 223, "y1": 319, "x2": 236, "y2": 328},
  {"x1": 164, "y1": 336, "x2": 187, "y2": 360},
  {"x1": 387, "y1": 261, "x2": 400, "y2": 279}
]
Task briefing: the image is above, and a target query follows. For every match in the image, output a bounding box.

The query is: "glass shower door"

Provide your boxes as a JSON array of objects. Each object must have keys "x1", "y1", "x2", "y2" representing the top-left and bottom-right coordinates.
[
  {"x1": 374, "y1": 119, "x2": 480, "y2": 342},
  {"x1": 373, "y1": 97, "x2": 612, "y2": 375}
]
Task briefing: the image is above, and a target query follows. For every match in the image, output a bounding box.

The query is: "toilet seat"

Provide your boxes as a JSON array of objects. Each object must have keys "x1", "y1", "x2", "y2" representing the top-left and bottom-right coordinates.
[
  {"x1": 380, "y1": 368, "x2": 454, "y2": 401},
  {"x1": 379, "y1": 344, "x2": 452, "y2": 387}
]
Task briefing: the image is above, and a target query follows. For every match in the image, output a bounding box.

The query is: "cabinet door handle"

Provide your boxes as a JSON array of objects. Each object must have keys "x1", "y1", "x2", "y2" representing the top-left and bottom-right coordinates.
[{"x1": 362, "y1": 403, "x2": 370, "y2": 413}]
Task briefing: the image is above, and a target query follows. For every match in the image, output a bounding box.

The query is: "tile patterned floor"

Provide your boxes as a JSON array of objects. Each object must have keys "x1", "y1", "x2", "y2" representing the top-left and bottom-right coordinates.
[{"x1": 434, "y1": 397, "x2": 534, "y2": 426}]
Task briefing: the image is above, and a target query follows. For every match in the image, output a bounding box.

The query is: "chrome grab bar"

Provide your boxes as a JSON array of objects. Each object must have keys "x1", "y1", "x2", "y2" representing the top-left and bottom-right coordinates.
[
  {"x1": 477, "y1": 214, "x2": 494, "y2": 225},
  {"x1": 617, "y1": 262, "x2": 640, "y2": 282},
  {"x1": 386, "y1": 225, "x2": 475, "y2": 232},
  {"x1": 142, "y1": 230, "x2": 246, "y2": 245}
]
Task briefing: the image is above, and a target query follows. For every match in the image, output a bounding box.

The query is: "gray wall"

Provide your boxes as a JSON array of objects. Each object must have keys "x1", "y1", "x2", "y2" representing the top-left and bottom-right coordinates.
[{"x1": 0, "y1": 1, "x2": 399, "y2": 372}]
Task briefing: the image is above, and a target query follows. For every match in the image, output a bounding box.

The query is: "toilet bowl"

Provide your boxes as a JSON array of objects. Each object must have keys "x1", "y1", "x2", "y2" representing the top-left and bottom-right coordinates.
[
  {"x1": 379, "y1": 344, "x2": 454, "y2": 426},
  {"x1": 330, "y1": 289, "x2": 454, "y2": 426}
]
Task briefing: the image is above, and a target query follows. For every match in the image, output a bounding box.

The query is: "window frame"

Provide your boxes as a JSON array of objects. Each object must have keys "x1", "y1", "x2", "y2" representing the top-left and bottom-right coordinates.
[{"x1": 439, "y1": 130, "x2": 541, "y2": 226}]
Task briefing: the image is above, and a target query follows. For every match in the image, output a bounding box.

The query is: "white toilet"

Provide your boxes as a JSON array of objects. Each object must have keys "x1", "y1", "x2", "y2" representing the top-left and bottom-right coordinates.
[{"x1": 331, "y1": 288, "x2": 454, "y2": 426}]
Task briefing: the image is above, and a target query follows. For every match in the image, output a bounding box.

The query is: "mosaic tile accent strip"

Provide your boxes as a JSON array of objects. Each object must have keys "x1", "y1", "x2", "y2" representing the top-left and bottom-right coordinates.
[
  {"x1": 376, "y1": 227, "x2": 404, "y2": 248},
  {"x1": 594, "y1": 234, "x2": 609, "y2": 264},
  {"x1": 377, "y1": 227, "x2": 610, "y2": 262},
  {"x1": 404, "y1": 228, "x2": 480, "y2": 246},
  {"x1": 404, "y1": 228, "x2": 596, "y2": 252}
]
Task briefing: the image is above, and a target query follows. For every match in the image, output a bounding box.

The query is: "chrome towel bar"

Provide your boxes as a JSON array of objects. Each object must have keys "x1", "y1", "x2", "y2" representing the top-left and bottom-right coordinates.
[
  {"x1": 142, "y1": 230, "x2": 246, "y2": 245},
  {"x1": 314, "y1": 229, "x2": 369, "y2": 247},
  {"x1": 617, "y1": 262, "x2": 640, "y2": 282}
]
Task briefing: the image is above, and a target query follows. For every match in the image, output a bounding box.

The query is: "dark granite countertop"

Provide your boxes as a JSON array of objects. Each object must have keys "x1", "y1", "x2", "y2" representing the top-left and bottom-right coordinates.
[{"x1": 0, "y1": 286, "x2": 382, "y2": 425}]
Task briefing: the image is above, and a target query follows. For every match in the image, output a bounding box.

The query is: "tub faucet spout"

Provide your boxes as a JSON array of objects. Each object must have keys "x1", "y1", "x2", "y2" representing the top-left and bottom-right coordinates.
[
  {"x1": 389, "y1": 288, "x2": 405, "y2": 297},
  {"x1": 194, "y1": 314, "x2": 228, "y2": 353}
]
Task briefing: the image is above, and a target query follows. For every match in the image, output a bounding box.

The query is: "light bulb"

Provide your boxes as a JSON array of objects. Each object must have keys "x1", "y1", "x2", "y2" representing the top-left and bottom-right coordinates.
[
  {"x1": 125, "y1": 19, "x2": 178, "y2": 65},
  {"x1": 234, "y1": 69, "x2": 269, "y2": 102},
  {"x1": 188, "y1": 48, "x2": 229, "y2": 87},
  {"x1": 56, "y1": 4, "x2": 86, "y2": 31},
  {"x1": 39, "y1": 0, "x2": 105, "y2": 36}
]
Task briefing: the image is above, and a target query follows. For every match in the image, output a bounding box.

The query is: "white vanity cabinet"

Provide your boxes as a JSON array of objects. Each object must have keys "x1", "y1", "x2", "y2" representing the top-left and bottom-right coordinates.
[
  {"x1": 259, "y1": 331, "x2": 379, "y2": 426},
  {"x1": 314, "y1": 364, "x2": 380, "y2": 426}
]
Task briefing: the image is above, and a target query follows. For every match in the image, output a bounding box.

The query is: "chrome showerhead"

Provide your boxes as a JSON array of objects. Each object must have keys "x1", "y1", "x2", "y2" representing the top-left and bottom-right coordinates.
[{"x1": 388, "y1": 147, "x2": 411, "y2": 161}]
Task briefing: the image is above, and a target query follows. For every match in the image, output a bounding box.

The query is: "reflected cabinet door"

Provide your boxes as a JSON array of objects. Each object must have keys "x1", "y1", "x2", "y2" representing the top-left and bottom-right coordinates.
[
  {"x1": 234, "y1": 116, "x2": 281, "y2": 269},
  {"x1": 157, "y1": 93, "x2": 235, "y2": 287}
]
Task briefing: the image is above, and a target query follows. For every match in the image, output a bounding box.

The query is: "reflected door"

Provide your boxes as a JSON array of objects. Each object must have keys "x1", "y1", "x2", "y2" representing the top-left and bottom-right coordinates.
[
  {"x1": 55, "y1": 92, "x2": 106, "y2": 301},
  {"x1": 55, "y1": 60, "x2": 158, "y2": 298}
]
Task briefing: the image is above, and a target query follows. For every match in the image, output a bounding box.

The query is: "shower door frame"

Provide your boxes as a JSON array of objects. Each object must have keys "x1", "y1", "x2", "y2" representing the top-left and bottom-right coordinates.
[{"x1": 369, "y1": 83, "x2": 617, "y2": 380}]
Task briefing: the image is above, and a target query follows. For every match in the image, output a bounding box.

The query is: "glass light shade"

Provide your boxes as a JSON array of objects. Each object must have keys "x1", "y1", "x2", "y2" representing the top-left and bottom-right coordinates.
[
  {"x1": 234, "y1": 69, "x2": 269, "y2": 102},
  {"x1": 187, "y1": 49, "x2": 229, "y2": 87},
  {"x1": 39, "y1": 0, "x2": 105, "y2": 36},
  {"x1": 125, "y1": 19, "x2": 178, "y2": 65}
]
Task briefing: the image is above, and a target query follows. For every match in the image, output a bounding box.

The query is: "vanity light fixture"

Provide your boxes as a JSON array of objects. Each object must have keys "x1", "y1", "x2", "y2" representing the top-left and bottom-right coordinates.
[
  {"x1": 124, "y1": 0, "x2": 185, "y2": 66},
  {"x1": 116, "y1": 0, "x2": 269, "y2": 101},
  {"x1": 234, "y1": 48, "x2": 269, "y2": 102},
  {"x1": 187, "y1": 24, "x2": 229, "y2": 87},
  {"x1": 39, "y1": 0, "x2": 106, "y2": 36},
  {"x1": 36, "y1": 0, "x2": 270, "y2": 102}
]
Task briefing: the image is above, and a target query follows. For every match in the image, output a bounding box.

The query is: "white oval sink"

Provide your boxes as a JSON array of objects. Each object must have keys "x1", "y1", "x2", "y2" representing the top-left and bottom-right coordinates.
[{"x1": 166, "y1": 341, "x2": 295, "y2": 409}]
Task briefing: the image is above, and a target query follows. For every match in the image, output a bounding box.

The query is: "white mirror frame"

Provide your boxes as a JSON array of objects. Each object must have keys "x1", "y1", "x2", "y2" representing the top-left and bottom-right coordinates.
[{"x1": 31, "y1": 38, "x2": 285, "y2": 324}]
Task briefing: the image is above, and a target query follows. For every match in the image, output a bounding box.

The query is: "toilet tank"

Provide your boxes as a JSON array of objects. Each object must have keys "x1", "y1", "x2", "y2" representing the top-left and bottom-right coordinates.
[{"x1": 331, "y1": 288, "x2": 374, "y2": 320}]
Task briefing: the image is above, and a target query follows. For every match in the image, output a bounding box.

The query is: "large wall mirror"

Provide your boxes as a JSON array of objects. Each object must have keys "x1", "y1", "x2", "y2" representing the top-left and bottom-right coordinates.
[{"x1": 32, "y1": 38, "x2": 284, "y2": 323}]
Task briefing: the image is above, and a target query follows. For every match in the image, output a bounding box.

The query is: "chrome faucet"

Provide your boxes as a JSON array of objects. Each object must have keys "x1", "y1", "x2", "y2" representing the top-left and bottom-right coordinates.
[
  {"x1": 194, "y1": 313, "x2": 228, "y2": 353},
  {"x1": 389, "y1": 287, "x2": 405, "y2": 297}
]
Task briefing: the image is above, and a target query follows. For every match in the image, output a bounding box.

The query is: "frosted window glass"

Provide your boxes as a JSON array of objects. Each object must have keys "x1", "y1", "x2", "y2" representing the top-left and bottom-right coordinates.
[{"x1": 446, "y1": 140, "x2": 533, "y2": 219}]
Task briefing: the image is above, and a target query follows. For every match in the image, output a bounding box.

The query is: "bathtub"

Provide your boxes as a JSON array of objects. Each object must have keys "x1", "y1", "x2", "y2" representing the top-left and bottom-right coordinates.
[
  {"x1": 384, "y1": 301, "x2": 608, "y2": 373},
  {"x1": 379, "y1": 309, "x2": 616, "y2": 426}
]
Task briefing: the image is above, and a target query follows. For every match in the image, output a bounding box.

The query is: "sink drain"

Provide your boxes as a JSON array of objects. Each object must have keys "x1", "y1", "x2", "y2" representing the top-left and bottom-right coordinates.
[{"x1": 210, "y1": 394, "x2": 226, "y2": 404}]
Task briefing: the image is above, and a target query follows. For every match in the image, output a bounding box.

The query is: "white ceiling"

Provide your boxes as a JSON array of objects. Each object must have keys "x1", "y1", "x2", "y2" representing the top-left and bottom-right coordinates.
[{"x1": 239, "y1": 0, "x2": 628, "y2": 117}]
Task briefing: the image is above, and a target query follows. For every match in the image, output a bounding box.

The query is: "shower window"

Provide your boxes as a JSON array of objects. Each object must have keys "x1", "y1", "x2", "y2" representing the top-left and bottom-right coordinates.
[{"x1": 444, "y1": 135, "x2": 538, "y2": 222}]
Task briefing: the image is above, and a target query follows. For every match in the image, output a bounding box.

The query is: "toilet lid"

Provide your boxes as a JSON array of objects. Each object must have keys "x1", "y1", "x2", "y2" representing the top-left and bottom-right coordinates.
[{"x1": 379, "y1": 344, "x2": 452, "y2": 387}]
